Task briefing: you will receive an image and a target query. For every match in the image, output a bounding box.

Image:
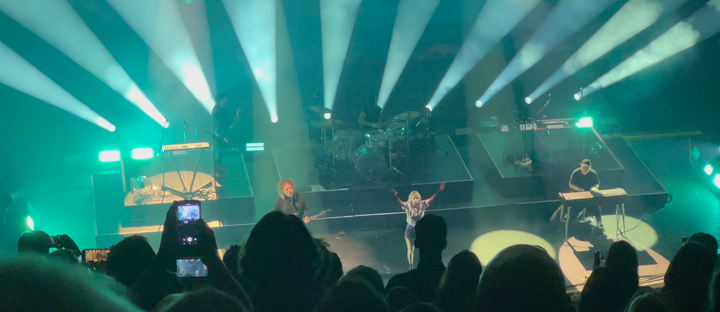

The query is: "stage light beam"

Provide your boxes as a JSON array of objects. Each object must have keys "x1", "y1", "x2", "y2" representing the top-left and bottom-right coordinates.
[
  {"x1": 426, "y1": 0, "x2": 543, "y2": 110},
  {"x1": 223, "y1": 0, "x2": 278, "y2": 120},
  {"x1": 320, "y1": 0, "x2": 362, "y2": 110},
  {"x1": 0, "y1": 0, "x2": 168, "y2": 127},
  {"x1": 106, "y1": 0, "x2": 215, "y2": 113},
  {"x1": 527, "y1": 0, "x2": 689, "y2": 103},
  {"x1": 478, "y1": 0, "x2": 618, "y2": 106},
  {"x1": 377, "y1": 0, "x2": 442, "y2": 108},
  {"x1": 0, "y1": 40, "x2": 115, "y2": 132},
  {"x1": 580, "y1": 0, "x2": 720, "y2": 98}
]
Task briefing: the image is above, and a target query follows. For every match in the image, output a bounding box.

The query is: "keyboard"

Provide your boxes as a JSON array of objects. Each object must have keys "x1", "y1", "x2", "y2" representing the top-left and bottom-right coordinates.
[{"x1": 162, "y1": 142, "x2": 211, "y2": 153}]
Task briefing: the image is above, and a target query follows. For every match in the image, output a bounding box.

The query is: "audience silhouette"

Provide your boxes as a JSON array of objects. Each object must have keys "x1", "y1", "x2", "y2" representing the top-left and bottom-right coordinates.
[
  {"x1": 579, "y1": 240, "x2": 639, "y2": 312},
  {"x1": 4, "y1": 198, "x2": 718, "y2": 312},
  {"x1": 386, "y1": 214, "x2": 447, "y2": 303}
]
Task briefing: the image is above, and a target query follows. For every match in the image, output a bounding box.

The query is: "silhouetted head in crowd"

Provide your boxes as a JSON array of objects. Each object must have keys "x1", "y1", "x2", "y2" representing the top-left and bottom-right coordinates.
[
  {"x1": 386, "y1": 286, "x2": 419, "y2": 312},
  {"x1": 400, "y1": 303, "x2": 441, "y2": 312},
  {"x1": 105, "y1": 235, "x2": 155, "y2": 287},
  {"x1": 49, "y1": 249, "x2": 80, "y2": 265},
  {"x1": 662, "y1": 242, "x2": 715, "y2": 312},
  {"x1": 240, "y1": 211, "x2": 319, "y2": 311},
  {"x1": 0, "y1": 256, "x2": 141, "y2": 311},
  {"x1": 606, "y1": 240, "x2": 639, "y2": 287},
  {"x1": 711, "y1": 270, "x2": 720, "y2": 312},
  {"x1": 328, "y1": 252, "x2": 343, "y2": 284},
  {"x1": 154, "y1": 288, "x2": 249, "y2": 312},
  {"x1": 626, "y1": 292, "x2": 668, "y2": 312},
  {"x1": 222, "y1": 244, "x2": 242, "y2": 282},
  {"x1": 685, "y1": 232, "x2": 718, "y2": 256},
  {"x1": 341, "y1": 265, "x2": 385, "y2": 295},
  {"x1": 17, "y1": 230, "x2": 51, "y2": 255},
  {"x1": 314, "y1": 281, "x2": 390, "y2": 312},
  {"x1": 414, "y1": 214, "x2": 447, "y2": 255},
  {"x1": 475, "y1": 244, "x2": 571, "y2": 312},
  {"x1": 436, "y1": 250, "x2": 482, "y2": 312}
]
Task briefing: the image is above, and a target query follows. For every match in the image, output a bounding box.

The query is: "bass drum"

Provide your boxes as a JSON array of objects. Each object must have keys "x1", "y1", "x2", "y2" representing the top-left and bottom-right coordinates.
[{"x1": 351, "y1": 145, "x2": 387, "y2": 180}]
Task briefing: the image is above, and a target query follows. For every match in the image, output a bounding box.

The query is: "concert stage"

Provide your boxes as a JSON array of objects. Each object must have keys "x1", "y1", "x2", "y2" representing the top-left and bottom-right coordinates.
[
  {"x1": 93, "y1": 151, "x2": 255, "y2": 248},
  {"x1": 271, "y1": 135, "x2": 474, "y2": 218},
  {"x1": 476, "y1": 127, "x2": 626, "y2": 198}
]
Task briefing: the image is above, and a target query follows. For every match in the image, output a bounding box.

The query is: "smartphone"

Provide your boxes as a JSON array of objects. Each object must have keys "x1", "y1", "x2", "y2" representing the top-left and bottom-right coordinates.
[
  {"x1": 49, "y1": 235, "x2": 60, "y2": 248},
  {"x1": 83, "y1": 249, "x2": 111, "y2": 263},
  {"x1": 176, "y1": 258, "x2": 208, "y2": 277},
  {"x1": 177, "y1": 200, "x2": 201, "y2": 224},
  {"x1": 176, "y1": 200, "x2": 202, "y2": 246},
  {"x1": 594, "y1": 250, "x2": 607, "y2": 268}
]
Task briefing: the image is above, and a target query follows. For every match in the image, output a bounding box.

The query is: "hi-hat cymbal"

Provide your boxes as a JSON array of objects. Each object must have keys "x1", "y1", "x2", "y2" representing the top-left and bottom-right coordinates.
[
  {"x1": 310, "y1": 106, "x2": 332, "y2": 114},
  {"x1": 394, "y1": 111, "x2": 420, "y2": 121},
  {"x1": 310, "y1": 119, "x2": 346, "y2": 129}
]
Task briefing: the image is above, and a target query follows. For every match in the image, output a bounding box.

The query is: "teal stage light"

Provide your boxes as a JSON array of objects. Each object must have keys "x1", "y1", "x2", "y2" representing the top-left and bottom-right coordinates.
[
  {"x1": 713, "y1": 174, "x2": 720, "y2": 189},
  {"x1": 704, "y1": 163, "x2": 714, "y2": 175},
  {"x1": 99, "y1": 150, "x2": 121, "y2": 162},
  {"x1": 576, "y1": 117, "x2": 593, "y2": 128},
  {"x1": 131, "y1": 148, "x2": 154, "y2": 160}
]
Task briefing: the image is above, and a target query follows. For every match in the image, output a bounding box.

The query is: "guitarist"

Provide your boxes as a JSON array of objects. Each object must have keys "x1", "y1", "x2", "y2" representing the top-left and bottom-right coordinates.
[
  {"x1": 211, "y1": 92, "x2": 242, "y2": 177},
  {"x1": 274, "y1": 179, "x2": 310, "y2": 223}
]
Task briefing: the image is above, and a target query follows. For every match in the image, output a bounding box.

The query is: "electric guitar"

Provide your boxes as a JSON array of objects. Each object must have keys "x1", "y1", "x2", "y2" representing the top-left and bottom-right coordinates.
[{"x1": 306, "y1": 209, "x2": 332, "y2": 221}]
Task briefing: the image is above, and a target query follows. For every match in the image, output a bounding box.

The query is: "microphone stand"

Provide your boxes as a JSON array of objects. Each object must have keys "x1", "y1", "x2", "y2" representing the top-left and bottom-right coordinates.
[
  {"x1": 159, "y1": 117, "x2": 170, "y2": 200},
  {"x1": 521, "y1": 96, "x2": 553, "y2": 173}
]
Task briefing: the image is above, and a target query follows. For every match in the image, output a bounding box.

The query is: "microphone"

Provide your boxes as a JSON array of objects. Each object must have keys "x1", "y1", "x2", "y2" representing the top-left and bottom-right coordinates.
[
  {"x1": 546, "y1": 94, "x2": 551, "y2": 105},
  {"x1": 182, "y1": 119, "x2": 189, "y2": 129}
]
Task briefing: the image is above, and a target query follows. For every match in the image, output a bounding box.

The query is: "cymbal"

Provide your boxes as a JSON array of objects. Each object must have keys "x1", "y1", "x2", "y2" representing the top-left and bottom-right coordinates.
[
  {"x1": 394, "y1": 111, "x2": 420, "y2": 121},
  {"x1": 310, "y1": 106, "x2": 332, "y2": 114},
  {"x1": 384, "y1": 122, "x2": 406, "y2": 130},
  {"x1": 310, "y1": 119, "x2": 346, "y2": 129}
]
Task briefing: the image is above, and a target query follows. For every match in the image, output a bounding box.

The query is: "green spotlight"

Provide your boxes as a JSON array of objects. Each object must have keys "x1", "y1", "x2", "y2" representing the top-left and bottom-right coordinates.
[
  {"x1": 99, "y1": 150, "x2": 121, "y2": 162},
  {"x1": 704, "y1": 163, "x2": 714, "y2": 175},
  {"x1": 246, "y1": 143, "x2": 265, "y2": 152},
  {"x1": 26, "y1": 215, "x2": 34, "y2": 231},
  {"x1": 713, "y1": 174, "x2": 720, "y2": 189},
  {"x1": 576, "y1": 117, "x2": 593, "y2": 128},
  {"x1": 131, "y1": 147, "x2": 154, "y2": 160}
]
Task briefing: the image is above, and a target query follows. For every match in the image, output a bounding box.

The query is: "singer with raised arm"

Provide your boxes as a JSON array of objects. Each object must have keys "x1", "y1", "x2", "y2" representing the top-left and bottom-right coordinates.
[
  {"x1": 273, "y1": 179, "x2": 310, "y2": 223},
  {"x1": 390, "y1": 183, "x2": 445, "y2": 270}
]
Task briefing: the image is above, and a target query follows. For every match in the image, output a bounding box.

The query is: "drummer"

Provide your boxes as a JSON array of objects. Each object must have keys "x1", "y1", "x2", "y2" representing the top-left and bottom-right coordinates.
[{"x1": 359, "y1": 95, "x2": 383, "y2": 132}]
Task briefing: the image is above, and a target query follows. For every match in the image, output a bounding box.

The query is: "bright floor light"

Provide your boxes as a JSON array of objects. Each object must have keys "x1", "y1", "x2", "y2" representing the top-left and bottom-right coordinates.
[
  {"x1": 99, "y1": 150, "x2": 121, "y2": 162},
  {"x1": 526, "y1": 0, "x2": 689, "y2": 103},
  {"x1": 320, "y1": 0, "x2": 362, "y2": 110},
  {"x1": 576, "y1": 117, "x2": 594, "y2": 128},
  {"x1": 223, "y1": 0, "x2": 278, "y2": 120},
  {"x1": 0, "y1": 0, "x2": 167, "y2": 127},
  {"x1": 713, "y1": 174, "x2": 720, "y2": 189},
  {"x1": 26, "y1": 216, "x2": 34, "y2": 231},
  {"x1": 131, "y1": 148, "x2": 154, "y2": 160},
  {"x1": 477, "y1": 0, "x2": 617, "y2": 106},
  {"x1": 426, "y1": 0, "x2": 543, "y2": 110},
  {"x1": 580, "y1": 0, "x2": 720, "y2": 98},
  {"x1": 0, "y1": 40, "x2": 115, "y2": 132},
  {"x1": 704, "y1": 163, "x2": 714, "y2": 175},
  {"x1": 106, "y1": 0, "x2": 215, "y2": 113},
  {"x1": 377, "y1": 0, "x2": 441, "y2": 108}
]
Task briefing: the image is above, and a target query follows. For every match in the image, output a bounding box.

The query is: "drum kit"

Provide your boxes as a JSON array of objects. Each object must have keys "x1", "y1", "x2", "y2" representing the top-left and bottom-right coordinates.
[{"x1": 308, "y1": 106, "x2": 434, "y2": 182}]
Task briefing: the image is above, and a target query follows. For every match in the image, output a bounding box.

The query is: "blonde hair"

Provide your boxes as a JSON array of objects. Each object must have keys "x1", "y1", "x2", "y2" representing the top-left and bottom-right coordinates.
[
  {"x1": 276, "y1": 179, "x2": 295, "y2": 197},
  {"x1": 408, "y1": 191, "x2": 421, "y2": 202}
]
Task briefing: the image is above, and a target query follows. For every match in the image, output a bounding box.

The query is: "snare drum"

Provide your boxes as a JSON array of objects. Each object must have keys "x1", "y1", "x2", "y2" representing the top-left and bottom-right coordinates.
[{"x1": 365, "y1": 130, "x2": 388, "y2": 148}]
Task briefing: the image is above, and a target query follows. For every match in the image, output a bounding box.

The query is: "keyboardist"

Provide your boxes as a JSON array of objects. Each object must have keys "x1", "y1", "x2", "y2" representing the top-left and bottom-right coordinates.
[{"x1": 569, "y1": 159, "x2": 602, "y2": 227}]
